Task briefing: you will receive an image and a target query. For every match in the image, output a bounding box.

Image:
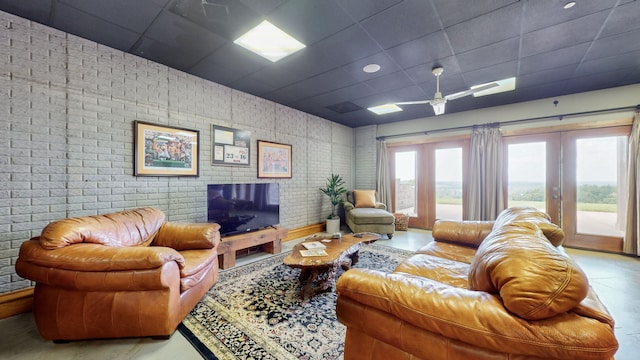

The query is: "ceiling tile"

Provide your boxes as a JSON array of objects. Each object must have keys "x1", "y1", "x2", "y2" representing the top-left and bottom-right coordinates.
[
  {"x1": 523, "y1": 0, "x2": 617, "y2": 32},
  {"x1": 521, "y1": 10, "x2": 609, "y2": 57},
  {"x1": 462, "y1": 61, "x2": 518, "y2": 86},
  {"x1": 0, "y1": 0, "x2": 52, "y2": 24},
  {"x1": 364, "y1": 71, "x2": 416, "y2": 93},
  {"x1": 518, "y1": 64, "x2": 578, "y2": 89},
  {"x1": 600, "y1": 0, "x2": 640, "y2": 37},
  {"x1": 576, "y1": 50, "x2": 640, "y2": 77},
  {"x1": 340, "y1": 52, "x2": 400, "y2": 82},
  {"x1": 52, "y1": 3, "x2": 141, "y2": 52},
  {"x1": 60, "y1": 0, "x2": 166, "y2": 33},
  {"x1": 2, "y1": 0, "x2": 640, "y2": 127},
  {"x1": 335, "y1": 0, "x2": 402, "y2": 21},
  {"x1": 385, "y1": 31, "x2": 452, "y2": 69},
  {"x1": 456, "y1": 37, "x2": 520, "y2": 72},
  {"x1": 268, "y1": 0, "x2": 355, "y2": 45},
  {"x1": 432, "y1": 0, "x2": 519, "y2": 27},
  {"x1": 195, "y1": 42, "x2": 269, "y2": 75},
  {"x1": 308, "y1": 83, "x2": 378, "y2": 107},
  {"x1": 584, "y1": 29, "x2": 640, "y2": 61},
  {"x1": 361, "y1": 0, "x2": 441, "y2": 49},
  {"x1": 446, "y1": 2, "x2": 522, "y2": 53},
  {"x1": 519, "y1": 42, "x2": 590, "y2": 74}
]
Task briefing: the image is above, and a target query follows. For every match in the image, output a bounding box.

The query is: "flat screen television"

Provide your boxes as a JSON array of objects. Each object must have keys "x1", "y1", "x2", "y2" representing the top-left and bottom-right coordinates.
[{"x1": 207, "y1": 183, "x2": 280, "y2": 237}]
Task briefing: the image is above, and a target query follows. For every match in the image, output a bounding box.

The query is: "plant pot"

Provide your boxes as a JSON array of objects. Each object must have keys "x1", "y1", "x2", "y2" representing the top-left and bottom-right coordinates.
[{"x1": 326, "y1": 218, "x2": 340, "y2": 234}]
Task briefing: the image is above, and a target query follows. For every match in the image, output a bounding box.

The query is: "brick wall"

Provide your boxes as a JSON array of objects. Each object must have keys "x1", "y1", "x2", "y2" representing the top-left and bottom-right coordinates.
[{"x1": 0, "y1": 12, "x2": 360, "y2": 294}]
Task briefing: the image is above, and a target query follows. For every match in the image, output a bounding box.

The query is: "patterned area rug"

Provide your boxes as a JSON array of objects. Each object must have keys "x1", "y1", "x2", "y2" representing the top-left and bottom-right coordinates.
[{"x1": 178, "y1": 243, "x2": 412, "y2": 360}]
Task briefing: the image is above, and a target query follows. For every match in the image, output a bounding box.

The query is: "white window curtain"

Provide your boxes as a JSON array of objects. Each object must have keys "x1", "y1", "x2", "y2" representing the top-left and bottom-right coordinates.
[
  {"x1": 376, "y1": 140, "x2": 393, "y2": 212},
  {"x1": 465, "y1": 124, "x2": 505, "y2": 220},
  {"x1": 624, "y1": 110, "x2": 640, "y2": 256}
]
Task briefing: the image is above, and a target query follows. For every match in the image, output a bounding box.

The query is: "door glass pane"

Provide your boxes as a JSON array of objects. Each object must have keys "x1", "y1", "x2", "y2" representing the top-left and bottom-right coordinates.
[
  {"x1": 576, "y1": 136, "x2": 627, "y2": 237},
  {"x1": 507, "y1": 142, "x2": 546, "y2": 211},
  {"x1": 395, "y1": 151, "x2": 417, "y2": 217},
  {"x1": 435, "y1": 148, "x2": 462, "y2": 220}
]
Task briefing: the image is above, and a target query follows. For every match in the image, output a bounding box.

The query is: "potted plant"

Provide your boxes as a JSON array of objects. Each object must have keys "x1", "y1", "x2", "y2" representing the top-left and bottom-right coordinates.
[{"x1": 320, "y1": 173, "x2": 347, "y2": 234}]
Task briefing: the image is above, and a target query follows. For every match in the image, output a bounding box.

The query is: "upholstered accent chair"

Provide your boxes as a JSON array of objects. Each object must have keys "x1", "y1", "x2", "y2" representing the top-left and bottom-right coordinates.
[{"x1": 343, "y1": 190, "x2": 395, "y2": 239}]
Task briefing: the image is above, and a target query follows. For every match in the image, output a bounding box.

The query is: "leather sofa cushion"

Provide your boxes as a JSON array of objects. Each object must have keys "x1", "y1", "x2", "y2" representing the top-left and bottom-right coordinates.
[
  {"x1": 179, "y1": 250, "x2": 217, "y2": 292},
  {"x1": 469, "y1": 222, "x2": 589, "y2": 320},
  {"x1": 39, "y1": 208, "x2": 165, "y2": 249},
  {"x1": 154, "y1": 222, "x2": 221, "y2": 250},
  {"x1": 353, "y1": 190, "x2": 377, "y2": 208},
  {"x1": 395, "y1": 254, "x2": 470, "y2": 288},
  {"x1": 347, "y1": 208, "x2": 395, "y2": 224}
]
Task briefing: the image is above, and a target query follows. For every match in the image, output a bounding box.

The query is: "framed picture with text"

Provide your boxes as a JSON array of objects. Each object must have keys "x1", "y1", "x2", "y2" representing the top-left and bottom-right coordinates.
[
  {"x1": 212, "y1": 125, "x2": 251, "y2": 166},
  {"x1": 133, "y1": 121, "x2": 199, "y2": 177},
  {"x1": 257, "y1": 140, "x2": 292, "y2": 179}
]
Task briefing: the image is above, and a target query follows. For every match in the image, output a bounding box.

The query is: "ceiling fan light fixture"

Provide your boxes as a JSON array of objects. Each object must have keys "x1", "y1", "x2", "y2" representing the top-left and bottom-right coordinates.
[
  {"x1": 431, "y1": 101, "x2": 446, "y2": 115},
  {"x1": 234, "y1": 20, "x2": 306, "y2": 62},
  {"x1": 368, "y1": 104, "x2": 403, "y2": 115}
]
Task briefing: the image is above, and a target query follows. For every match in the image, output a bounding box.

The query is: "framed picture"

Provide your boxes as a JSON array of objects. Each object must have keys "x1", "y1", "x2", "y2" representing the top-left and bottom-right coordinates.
[
  {"x1": 134, "y1": 121, "x2": 199, "y2": 177},
  {"x1": 212, "y1": 125, "x2": 250, "y2": 166},
  {"x1": 257, "y1": 140, "x2": 292, "y2": 178}
]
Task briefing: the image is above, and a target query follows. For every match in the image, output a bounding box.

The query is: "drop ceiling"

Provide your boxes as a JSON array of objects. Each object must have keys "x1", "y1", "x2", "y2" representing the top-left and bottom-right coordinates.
[{"x1": 1, "y1": 0, "x2": 639, "y2": 128}]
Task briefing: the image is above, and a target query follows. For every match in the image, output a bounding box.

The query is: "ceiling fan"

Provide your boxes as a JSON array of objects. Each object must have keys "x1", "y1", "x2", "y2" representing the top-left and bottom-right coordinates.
[{"x1": 394, "y1": 66, "x2": 500, "y2": 115}]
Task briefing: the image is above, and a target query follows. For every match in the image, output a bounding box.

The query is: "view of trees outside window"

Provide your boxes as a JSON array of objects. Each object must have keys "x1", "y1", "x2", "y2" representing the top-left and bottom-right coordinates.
[
  {"x1": 507, "y1": 142, "x2": 547, "y2": 211},
  {"x1": 575, "y1": 136, "x2": 627, "y2": 237},
  {"x1": 435, "y1": 148, "x2": 463, "y2": 220}
]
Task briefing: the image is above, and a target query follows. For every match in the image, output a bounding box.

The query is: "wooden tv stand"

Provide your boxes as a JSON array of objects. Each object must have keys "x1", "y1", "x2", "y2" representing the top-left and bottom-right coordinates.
[{"x1": 217, "y1": 226, "x2": 288, "y2": 269}]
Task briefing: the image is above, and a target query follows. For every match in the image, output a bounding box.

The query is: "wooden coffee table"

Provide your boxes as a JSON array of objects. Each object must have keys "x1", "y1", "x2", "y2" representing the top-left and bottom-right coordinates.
[{"x1": 283, "y1": 232, "x2": 380, "y2": 299}]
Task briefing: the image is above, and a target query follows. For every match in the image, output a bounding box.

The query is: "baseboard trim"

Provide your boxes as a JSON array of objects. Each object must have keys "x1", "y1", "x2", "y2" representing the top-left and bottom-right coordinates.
[
  {"x1": 0, "y1": 224, "x2": 327, "y2": 319},
  {"x1": 0, "y1": 287, "x2": 33, "y2": 319},
  {"x1": 284, "y1": 223, "x2": 325, "y2": 241}
]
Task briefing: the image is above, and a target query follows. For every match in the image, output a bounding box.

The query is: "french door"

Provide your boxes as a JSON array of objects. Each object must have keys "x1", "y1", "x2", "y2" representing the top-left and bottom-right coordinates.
[
  {"x1": 505, "y1": 126, "x2": 629, "y2": 252},
  {"x1": 389, "y1": 141, "x2": 468, "y2": 229}
]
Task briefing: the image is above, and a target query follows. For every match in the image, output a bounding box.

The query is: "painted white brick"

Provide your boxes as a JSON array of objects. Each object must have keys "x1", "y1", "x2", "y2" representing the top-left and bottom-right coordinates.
[{"x1": 0, "y1": 10, "x2": 361, "y2": 295}]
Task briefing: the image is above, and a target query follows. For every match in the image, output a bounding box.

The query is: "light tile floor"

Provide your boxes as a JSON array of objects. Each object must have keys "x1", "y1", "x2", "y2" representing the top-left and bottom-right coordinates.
[{"x1": 0, "y1": 228, "x2": 638, "y2": 359}]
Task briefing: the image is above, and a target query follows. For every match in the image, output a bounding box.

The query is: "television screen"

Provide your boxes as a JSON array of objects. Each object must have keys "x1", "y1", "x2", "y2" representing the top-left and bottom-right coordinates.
[{"x1": 207, "y1": 183, "x2": 280, "y2": 236}]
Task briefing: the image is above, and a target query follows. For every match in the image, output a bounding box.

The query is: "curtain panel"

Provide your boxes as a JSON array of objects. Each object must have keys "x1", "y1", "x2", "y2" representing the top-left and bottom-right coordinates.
[
  {"x1": 624, "y1": 110, "x2": 640, "y2": 256},
  {"x1": 466, "y1": 124, "x2": 505, "y2": 221}
]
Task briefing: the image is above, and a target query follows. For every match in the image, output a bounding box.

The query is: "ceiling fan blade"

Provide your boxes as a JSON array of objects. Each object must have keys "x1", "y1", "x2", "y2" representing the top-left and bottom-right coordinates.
[
  {"x1": 445, "y1": 82, "x2": 499, "y2": 100},
  {"x1": 394, "y1": 100, "x2": 432, "y2": 105}
]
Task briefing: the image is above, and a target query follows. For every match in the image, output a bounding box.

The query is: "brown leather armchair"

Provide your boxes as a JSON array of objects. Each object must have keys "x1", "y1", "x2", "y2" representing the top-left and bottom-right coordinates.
[
  {"x1": 15, "y1": 207, "x2": 220, "y2": 341},
  {"x1": 336, "y1": 207, "x2": 618, "y2": 360}
]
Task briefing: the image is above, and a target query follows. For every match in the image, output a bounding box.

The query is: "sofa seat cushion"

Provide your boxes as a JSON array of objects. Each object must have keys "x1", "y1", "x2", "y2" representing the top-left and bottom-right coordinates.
[
  {"x1": 469, "y1": 222, "x2": 589, "y2": 320},
  {"x1": 39, "y1": 208, "x2": 166, "y2": 249},
  {"x1": 347, "y1": 208, "x2": 394, "y2": 225},
  {"x1": 395, "y1": 254, "x2": 470, "y2": 288},
  {"x1": 179, "y1": 249, "x2": 217, "y2": 292},
  {"x1": 416, "y1": 241, "x2": 477, "y2": 264}
]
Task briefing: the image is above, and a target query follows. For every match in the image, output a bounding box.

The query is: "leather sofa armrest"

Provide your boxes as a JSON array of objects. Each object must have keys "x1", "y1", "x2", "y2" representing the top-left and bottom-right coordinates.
[
  {"x1": 336, "y1": 268, "x2": 618, "y2": 359},
  {"x1": 431, "y1": 219, "x2": 494, "y2": 247},
  {"x1": 154, "y1": 222, "x2": 220, "y2": 251},
  {"x1": 17, "y1": 239, "x2": 185, "y2": 273}
]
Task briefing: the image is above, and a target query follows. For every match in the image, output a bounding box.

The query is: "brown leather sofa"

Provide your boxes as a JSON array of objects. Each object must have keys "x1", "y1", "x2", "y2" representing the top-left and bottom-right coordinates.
[
  {"x1": 15, "y1": 207, "x2": 220, "y2": 341},
  {"x1": 336, "y1": 207, "x2": 618, "y2": 360}
]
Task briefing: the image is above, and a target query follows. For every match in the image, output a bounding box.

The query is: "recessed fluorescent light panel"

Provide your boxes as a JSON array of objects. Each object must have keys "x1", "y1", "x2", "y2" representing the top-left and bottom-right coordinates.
[
  {"x1": 472, "y1": 77, "x2": 516, "y2": 97},
  {"x1": 234, "y1": 20, "x2": 306, "y2": 62},
  {"x1": 367, "y1": 104, "x2": 403, "y2": 115}
]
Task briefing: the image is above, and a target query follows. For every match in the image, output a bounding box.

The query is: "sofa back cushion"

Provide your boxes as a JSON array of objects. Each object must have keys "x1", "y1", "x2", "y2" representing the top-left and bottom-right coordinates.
[
  {"x1": 469, "y1": 221, "x2": 589, "y2": 320},
  {"x1": 39, "y1": 207, "x2": 166, "y2": 249},
  {"x1": 493, "y1": 206, "x2": 565, "y2": 246}
]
